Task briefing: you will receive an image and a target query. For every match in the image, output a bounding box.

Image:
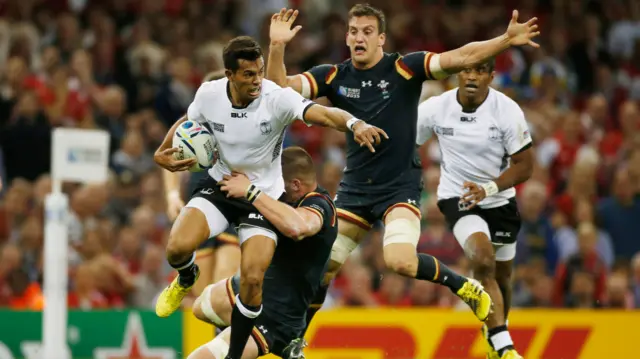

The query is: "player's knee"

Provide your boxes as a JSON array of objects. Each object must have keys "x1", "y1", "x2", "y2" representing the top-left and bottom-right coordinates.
[
  {"x1": 240, "y1": 266, "x2": 266, "y2": 290},
  {"x1": 192, "y1": 296, "x2": 205, "y2": 320},
  {"x1": 466, "y1": 233, "x2": 495, "y2": 278},
  {"x1": 495, "y1": 264, "x2": 513, "y2": 288},
  {"x1": 165, "y1": 235, "x2": 192, "y2": 263},
  {"x1": 193, "y1": 284, "x2": 228, "y2": 327}
]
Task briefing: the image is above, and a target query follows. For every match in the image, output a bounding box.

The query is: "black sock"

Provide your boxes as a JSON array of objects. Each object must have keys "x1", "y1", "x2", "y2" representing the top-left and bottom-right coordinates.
[
  {"x1": 488, "y1": 325, "x2": 514, "y2": 356},
  {"x1": 170, "y1": 253, "x2": 198, "y2": 287},
  {"x1": 302, "y1": 284, "x2": 329, "y2": 337},
  {"x1": 226, "y1": 296, "x2": 261, "y2": 359},
  {"x1": 416, "y1": 253, "x2": 466, "y2": 292}
]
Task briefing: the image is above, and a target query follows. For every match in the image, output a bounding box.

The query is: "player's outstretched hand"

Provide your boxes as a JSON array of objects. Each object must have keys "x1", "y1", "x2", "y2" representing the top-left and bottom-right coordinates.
[
  {"x1": 353, "y1": 121, "x2": 389, "y2": 153},
  {"x1": 461, "y1": 181, "x2": 486, "y2": 210},
  {"x1": 270, "y1": 8, "x2": 302, "y2": 45},
  {"x1": 154, "y1": 147, "x2": 197, "y2": 172},
  {"x1": 505, "y1": 10, "x2": 540, "y2": 48},
  {"x1": 219, "y1": 172, "x2": 251, "y2": 199}
]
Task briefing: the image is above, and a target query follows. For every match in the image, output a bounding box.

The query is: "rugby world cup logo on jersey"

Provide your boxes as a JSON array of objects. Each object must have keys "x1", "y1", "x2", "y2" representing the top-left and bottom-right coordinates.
[
  {"x1": 338, "y1": 86, "x2": 360, "y2": 99},
  {"x1": 213, "y1": 123, "x2": 225, "y2": 133},
  {"x1": 434, "y1": 125, "x2": 454, "y2": 136}
]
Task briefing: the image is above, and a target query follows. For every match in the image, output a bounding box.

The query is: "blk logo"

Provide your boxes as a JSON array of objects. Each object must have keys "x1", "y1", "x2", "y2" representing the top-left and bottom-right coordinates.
[
  {"x1": 249, "y1": 213, "x2": 264, "y2": 220},
  {"x1": 231, "y1": 112, "x2": 247, "y2": 118}
]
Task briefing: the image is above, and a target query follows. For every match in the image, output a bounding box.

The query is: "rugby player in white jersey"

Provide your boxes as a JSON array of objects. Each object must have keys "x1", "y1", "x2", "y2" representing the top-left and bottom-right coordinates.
[
  {"x1": 164, "y1": 70, "x2": 241, "y2": 301},
  {"x1": 416, "y1": 59, "x2": 533, "y2": 359},
  {"x1": 153, "y1": 36, "x2": 387, "y2": 359}
]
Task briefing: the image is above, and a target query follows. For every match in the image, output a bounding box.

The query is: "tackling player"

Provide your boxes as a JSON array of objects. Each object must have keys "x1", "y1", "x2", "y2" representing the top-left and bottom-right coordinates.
[
  {"x1": 153, "y1": 36, "x2": 386, "y2": 359},
  {"x1": 267, "y1": 4, "x2": 538, "y2": 325},
  {"x1": 416, "y1": 60, "x2": 534, "y2": 359},
  {"x1": 187, "y1": 147, "x2": 336, "y2": 359}
]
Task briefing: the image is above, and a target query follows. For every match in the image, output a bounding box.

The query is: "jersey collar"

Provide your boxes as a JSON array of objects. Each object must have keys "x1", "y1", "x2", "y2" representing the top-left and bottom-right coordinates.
[
  {"x1": 456, "y1": 87, "x2": 492, "y2": 114},
  {"x1": 226, "y1": 81, "x2": 255, "y2": 109}
]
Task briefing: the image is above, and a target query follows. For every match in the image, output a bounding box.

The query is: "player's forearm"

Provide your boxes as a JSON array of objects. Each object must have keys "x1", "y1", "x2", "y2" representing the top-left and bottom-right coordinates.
[
  {"x1": 267, "y1": 42, "x2": 289, "y2": 87},
  {"x1": 440, "y1": 34, "x2": 510, "y2": 73},
  {"x1": 162, "y1": 168, "x2": 181, "y2": 196},
  {"x1": 158, "y1": 116, "x2": 187, "y2": 152},
  {"x1": 252, "y1": 193, "x2": 310, "y2": 240},
  {"x1": 493, "y1": 161, "x2": 533, "y2": 192},
  {"x1": 308, "y1": 106, "x2": 352, "y2": 132}
]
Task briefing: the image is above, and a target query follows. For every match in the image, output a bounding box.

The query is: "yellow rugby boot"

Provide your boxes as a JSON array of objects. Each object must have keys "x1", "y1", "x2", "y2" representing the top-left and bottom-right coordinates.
[
  {"x1": 500, "y1": 349, "x2": 523, "y2": 359},
  {"x1": 155, "y1": 266, "x2": 200, "y2": 317},
  {"x1": 456, "y1": 278, "x2": 492, "y2": 321},
  {"x1": 482, "y1": 324, "x2": 501, "y2": 359}
]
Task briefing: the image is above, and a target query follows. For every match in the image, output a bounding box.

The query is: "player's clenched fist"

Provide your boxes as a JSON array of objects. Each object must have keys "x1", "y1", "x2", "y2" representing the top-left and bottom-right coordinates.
[
  {"x1": 352, "y1": 120, "x2": 389, "y2": 153},
  {"x1": 154, "y1": 147, "x2": 197, "y2": 172},
  {"x1": 270, "y1": 8, "x2": 302, "y2": 45},
  {"x1": 460, "y1": 181, "x2": 487, "y2": 209}
]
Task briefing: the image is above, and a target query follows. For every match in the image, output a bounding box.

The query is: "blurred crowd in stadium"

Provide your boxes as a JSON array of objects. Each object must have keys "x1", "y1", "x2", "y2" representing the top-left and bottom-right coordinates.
[{"x1": 0, "y1": 0, "x2": 639, "y2": 313}]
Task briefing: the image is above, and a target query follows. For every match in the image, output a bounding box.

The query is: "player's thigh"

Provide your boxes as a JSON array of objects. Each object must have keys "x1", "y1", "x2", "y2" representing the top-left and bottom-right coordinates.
[
  {"x1": 212, "y1": 243, "x2": 241, "y2": 283},
  {"x1": 167, "y1": 207, "x2": 216, "y2": 255},
  {"x1": 236, "y1": 214, "x2": 278, "y2": 280},
  {"x1": 187, "y1": 327, "x2": 259, "y2": 359},
  {"x1": 238, "y1": 232, "x2": 276, "y2": 278},
  {"x1": 171, "y1": 190, "x2": 231, "y2": 253},
  {"x1": 379, "y1": 188, "x2": 422, "y2": 255},
  {"x1": 437, "y1": 198, "x2": 492, "y2": 255},
  {"x1": 334, "y1": 189, "x2": 376, "y2": 232},
  {"x1": 193, "y1": 278, "x2": 234, "y2": 327},
  {"x1": 484, "y1": 199, "x2": 521, "y2": 262}
]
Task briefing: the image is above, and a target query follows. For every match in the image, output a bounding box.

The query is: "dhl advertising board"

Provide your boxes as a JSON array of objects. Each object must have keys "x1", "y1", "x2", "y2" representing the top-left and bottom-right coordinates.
[
  {"x1": 0, "y1": 309, "x2": 636, "y2": 358},
  {"x1": 185, "y1": 309, "x2": 639, "y2": 359}
]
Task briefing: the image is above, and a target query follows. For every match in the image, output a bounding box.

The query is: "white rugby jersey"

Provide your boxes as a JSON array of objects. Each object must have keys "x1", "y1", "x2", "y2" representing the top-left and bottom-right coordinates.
[
  {"x1": 187, "y1": 78, "x2": 313, "y2": 198},
  {"x1": 416, "y1": 88, "x2": 532, "y2": 208}
]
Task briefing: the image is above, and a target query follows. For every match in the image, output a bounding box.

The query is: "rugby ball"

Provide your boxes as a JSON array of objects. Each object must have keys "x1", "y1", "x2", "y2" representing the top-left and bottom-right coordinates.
[{"x1": 172, "y1": 120, "x2": 216, "y2": 172}]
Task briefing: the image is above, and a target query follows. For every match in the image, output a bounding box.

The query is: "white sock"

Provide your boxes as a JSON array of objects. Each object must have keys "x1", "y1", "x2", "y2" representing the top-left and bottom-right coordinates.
[{"x1": 490, "y1": 330, "x2": 513, "y2": 352}]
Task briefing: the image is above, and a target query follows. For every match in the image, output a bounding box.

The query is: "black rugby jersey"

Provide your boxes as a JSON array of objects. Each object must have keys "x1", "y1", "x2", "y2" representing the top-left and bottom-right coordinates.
[
  {"x1": 261, "y1": 187, "x2": 337, "y2": 330},
  {"x1": 304, "y1": 52, "x2": 439, "y2": 191}
]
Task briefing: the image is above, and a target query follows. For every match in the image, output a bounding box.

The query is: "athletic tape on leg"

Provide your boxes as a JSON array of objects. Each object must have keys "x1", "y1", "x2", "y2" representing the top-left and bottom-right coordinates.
[
  {"x1": 200, "y1": 284, "x2": 227, "y2": 327},
  {"x1": 330, "y1": 233, "x2": 358, "y2": 264},
  {"x1": 383, "y1": 218, "x2": 420, "y2": 247},
  {"x1": 206, "y1": 335, "x2": 230, "y2": 359}
]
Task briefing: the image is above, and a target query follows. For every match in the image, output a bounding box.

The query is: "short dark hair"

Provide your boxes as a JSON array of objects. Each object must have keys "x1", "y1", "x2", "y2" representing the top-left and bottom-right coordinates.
[
  {"x1": 222, "y1": 36, "x2": 263, "y2": 72},
  {"x1": 282, "y1": 147, "x2": 316, "y2": 183},
  {"x1": 348, "y1": 3, "x2": 386, "y2": 34}
]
